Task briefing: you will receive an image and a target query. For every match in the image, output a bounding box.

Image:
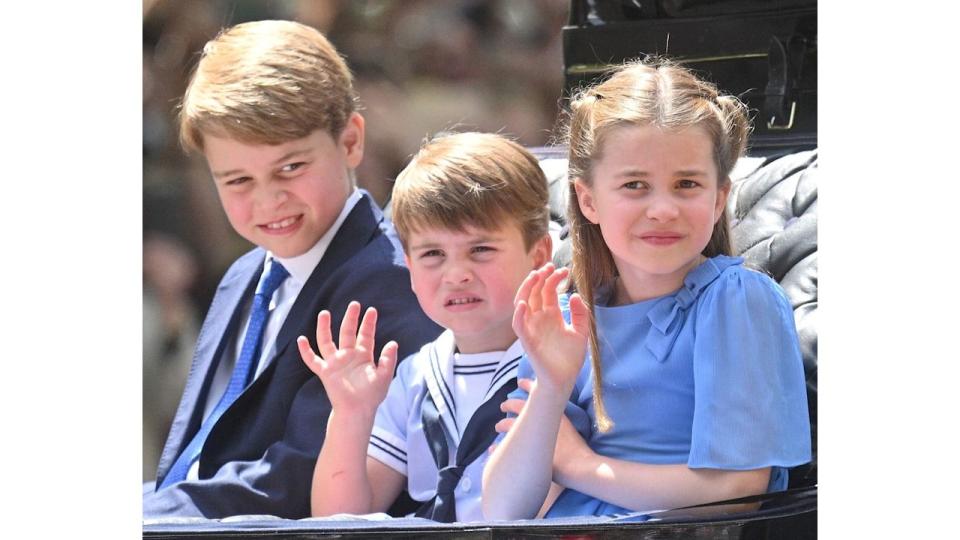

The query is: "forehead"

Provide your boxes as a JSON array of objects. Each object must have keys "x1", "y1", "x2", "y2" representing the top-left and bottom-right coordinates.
[
  {"x1": 405, "y1": 221, "x2": 524, "y2": 248},
  {"x1": 594, "y1": 124, "x2": 717, "y2": 177}
]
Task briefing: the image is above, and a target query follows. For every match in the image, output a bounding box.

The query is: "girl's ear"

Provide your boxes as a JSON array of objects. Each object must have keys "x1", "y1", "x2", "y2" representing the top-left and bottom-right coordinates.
[
  {"x1": 574, "y1": 179, "x2": 600, "y2": 224},
  {"x1": 714, "y1": 181, "x2": 731, "y2": 223}
]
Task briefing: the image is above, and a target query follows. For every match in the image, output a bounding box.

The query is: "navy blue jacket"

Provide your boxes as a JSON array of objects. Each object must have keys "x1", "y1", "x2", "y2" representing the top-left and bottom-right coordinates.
[{"x1": 144, "y1": 193, "x2": 441, "y2": 518}]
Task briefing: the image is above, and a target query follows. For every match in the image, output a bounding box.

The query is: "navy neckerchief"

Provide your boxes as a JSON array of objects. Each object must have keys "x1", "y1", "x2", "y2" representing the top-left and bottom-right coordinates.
[{"x1": 415, "y1": 334, "x2": 522, "y2": 522}]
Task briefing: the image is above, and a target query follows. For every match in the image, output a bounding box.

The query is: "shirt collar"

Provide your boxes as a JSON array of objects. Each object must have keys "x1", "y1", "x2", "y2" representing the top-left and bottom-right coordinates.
[{"x1": 265, "y1": 189, "x2": 363, "y2": 285}]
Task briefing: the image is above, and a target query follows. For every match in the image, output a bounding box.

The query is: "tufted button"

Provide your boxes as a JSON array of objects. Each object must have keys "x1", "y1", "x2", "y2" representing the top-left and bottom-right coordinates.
[{"x1": 460, "y1": 476, "x2": 472, "y2": 492}]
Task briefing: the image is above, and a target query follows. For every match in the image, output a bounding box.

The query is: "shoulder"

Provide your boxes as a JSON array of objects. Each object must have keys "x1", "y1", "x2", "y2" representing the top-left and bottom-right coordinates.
[
  {"x1": 692, "y1": 258, "x2": 795, "y2": 336},
  {"x1": 222, "y1": 247, "x2": 266, "y2": 277},
  {"x1": 395, "y1": 339, "x2": 438, "y2": 381},
  {"x1": 699, "y1": 257, "x2": 791, "y2": 312}
]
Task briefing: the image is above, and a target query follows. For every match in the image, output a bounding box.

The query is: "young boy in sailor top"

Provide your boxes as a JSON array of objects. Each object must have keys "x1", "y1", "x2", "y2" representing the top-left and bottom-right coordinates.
[{"x1": 297, "y1": 132, "x2": 552, "y2": 522}]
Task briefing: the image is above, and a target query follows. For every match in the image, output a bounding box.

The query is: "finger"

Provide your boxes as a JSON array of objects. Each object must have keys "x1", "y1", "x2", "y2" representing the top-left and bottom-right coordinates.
[
  {"x1": 511, "y1": 300, "x2": 528, "y2": 337},
  {"x1": 514, "y1": 269, "x2": 539, "y2": 307},
  {"x1": 338, "y1": 301, "x2": 361, "y2": 350},
  {"x1": 517, "y1": 378, "x2": 536, "y2": 392},
  {"x1": 541, "y1": 267, "x2": 569, "y2": 310},
  {"x1": 567, "y1": 293, "x2": 592, "y2": 337},
  {"x1": 356, "y1": 306, "x2": 378, "y2": 353},
  {"x1": 315, "y1": 311, "x2": 338, "y2": 360},
  {"x1": 297, "y1": 336, "x2": 325, "y2": 376},
  {"x1": 494, "y1": 417, "x2": 515, "y2": 433},
  {"x1": 499, "y1": 398, "x2": 527, "y2": 415},
  {"x1": 377, "y1": 341, "x2": 399, "y2": 378},
  {"x1": 527, "y1": 269, "x2": 546, "y2": 313}
]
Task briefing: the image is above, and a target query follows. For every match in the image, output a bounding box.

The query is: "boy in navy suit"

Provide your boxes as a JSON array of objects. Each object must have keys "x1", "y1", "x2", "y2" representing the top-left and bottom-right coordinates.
[{"x1": 143, "y1": 20, "x2": 441, "y2": 519}]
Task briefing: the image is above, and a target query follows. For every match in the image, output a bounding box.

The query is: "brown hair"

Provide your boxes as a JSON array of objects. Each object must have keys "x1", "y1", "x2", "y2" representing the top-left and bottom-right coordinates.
[
  {"x1": 392, "y1": 132, "x2": 550, "y2": 250},
  {"x1": 565, "y1": 59, "x2": 751, "y2": 432},
  {"x1": 178, "y1": 20, "x2": 358, "y2": 153}
]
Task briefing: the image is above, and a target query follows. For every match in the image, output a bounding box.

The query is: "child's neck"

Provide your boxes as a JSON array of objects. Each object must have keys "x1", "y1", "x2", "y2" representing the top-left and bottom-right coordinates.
[
  {"x1": 613, "y1": 256, "x2": 706, "y2": 306},
  {"x1": 453, "y1": 330, "x2": 516, "y2": 355}
]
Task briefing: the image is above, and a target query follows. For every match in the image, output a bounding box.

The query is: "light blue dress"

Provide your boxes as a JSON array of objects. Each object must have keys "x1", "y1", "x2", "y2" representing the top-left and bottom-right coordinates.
[{"x1": 511, "y1": 255, "x2": 812, "y2": 517}]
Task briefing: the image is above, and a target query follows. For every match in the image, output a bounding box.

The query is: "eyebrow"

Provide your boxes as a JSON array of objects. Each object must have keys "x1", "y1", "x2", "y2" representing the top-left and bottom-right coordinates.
[
  {"x1": 212, "y1": 148, "x2": 312, "y2": 179},
  {"x1": 408, "y1": 235, "x2": 504, "y2": 251},
  {"x1": 614, "y1": 168, "x2": 709, "y2": 178}
]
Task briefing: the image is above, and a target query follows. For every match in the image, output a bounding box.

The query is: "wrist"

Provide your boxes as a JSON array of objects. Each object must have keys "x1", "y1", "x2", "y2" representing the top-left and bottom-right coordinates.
[
  {"x1": 554, "y1": 443, "x2": 596, "y2": 487},
  {"x1": 328, "y1": 407, "x2": 377, "y2": 433},
  {"x1": 529, "y1": 375, "x2": 576, "y2": 401}
]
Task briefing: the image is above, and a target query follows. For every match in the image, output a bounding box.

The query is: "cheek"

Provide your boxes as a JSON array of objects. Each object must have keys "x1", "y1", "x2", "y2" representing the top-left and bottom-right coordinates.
[
  {"x1": 690, "y1": 201, "x2": 722, "y2": 235},
  {"x1": 219, "y1": 194, "x2": 252, "y2": 226}
]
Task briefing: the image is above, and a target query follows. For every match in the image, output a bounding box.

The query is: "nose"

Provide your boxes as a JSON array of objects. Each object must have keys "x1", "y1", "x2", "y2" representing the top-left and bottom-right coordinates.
[
  {"x1": 442, "y1": 261, "x2": 474, "y2": 286},
  {"x1": 255, "y1": 182, "x2": 289, "y2": 210},
  {"x1": 645, "y1": 194, "x2": 679, "y2": 222}
]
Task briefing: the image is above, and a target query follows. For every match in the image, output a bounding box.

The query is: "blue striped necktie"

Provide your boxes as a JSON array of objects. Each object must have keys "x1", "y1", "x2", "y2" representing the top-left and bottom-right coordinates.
[{"x1": 159, "y1": 260, "x2": 290, "y2": 489}]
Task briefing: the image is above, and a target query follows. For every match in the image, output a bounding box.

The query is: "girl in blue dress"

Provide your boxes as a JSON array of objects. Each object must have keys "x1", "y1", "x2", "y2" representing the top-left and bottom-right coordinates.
[{"x1": 482, "y1": 59, "x2": 811, "y2": 519}]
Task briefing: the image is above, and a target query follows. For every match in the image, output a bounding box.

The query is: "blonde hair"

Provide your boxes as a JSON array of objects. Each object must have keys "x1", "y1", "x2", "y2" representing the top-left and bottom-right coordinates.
[
  {"x1": 179, "y1": 20, "x2": 358, "y2": 153},
  {"x1": 392, "y1": 132, "x2": 550, "y2": 250},
  {"x1": 565, "y1": 59, "x2": 751, "y2": 432}
]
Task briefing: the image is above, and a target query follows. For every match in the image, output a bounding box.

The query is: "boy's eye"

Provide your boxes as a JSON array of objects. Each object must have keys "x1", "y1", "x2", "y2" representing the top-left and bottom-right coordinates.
[
  {"x1": 225, "y1": 176, "x2": 251, "y2": 187},
  {"x1": 280, "y1": 162, "x2": 306, "y2": 174},
  {"x1": 471, "y1": 245, "x2": 495, "y2": 253},
  {"x1": 419, "y1": 249, "x2": 444, "y2": 258}
]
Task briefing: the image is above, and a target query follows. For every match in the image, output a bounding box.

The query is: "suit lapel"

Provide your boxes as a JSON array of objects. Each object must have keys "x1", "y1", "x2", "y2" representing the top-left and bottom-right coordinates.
[{"x1": 155, "y1": 250, "x2": 263, "y2": 478}]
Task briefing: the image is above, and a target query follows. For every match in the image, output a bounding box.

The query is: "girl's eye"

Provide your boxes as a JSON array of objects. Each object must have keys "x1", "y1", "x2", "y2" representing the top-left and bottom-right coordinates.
[
  {"x1": 677, "y1": 179, "x2": 701, "y2": 189},
  {"x1": 622, "y1": 180, "x2": 646, "y2": 190}
]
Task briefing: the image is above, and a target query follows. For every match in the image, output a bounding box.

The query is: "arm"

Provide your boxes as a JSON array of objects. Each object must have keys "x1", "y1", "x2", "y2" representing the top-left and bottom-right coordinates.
[
  {"x1": 297, "y1": 302, "x2": 401, "y2": 516},
  {"x1": 497, "y1": 381, "x2": 769, "y2": 515},
  {"x1": 482, "y1": 264, "x2": 591, "y2": 520},
  {"x1": 551, "y1": 414, "x2": 770, "y2": 513}
]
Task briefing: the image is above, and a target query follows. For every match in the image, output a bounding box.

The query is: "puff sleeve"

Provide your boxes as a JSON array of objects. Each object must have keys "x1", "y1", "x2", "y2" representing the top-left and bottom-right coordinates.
[{"x1": 687, "y1": 268, "x2": 812, "y2": 472}]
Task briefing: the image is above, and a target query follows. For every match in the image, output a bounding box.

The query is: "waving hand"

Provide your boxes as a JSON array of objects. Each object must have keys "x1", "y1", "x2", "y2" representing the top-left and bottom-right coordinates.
[
  {"x1": 512, "y1": 263, "x2": 590, "y2": 392},
  {"x1": 297, "y1": 301, "x2": 398, "y2": 415}
]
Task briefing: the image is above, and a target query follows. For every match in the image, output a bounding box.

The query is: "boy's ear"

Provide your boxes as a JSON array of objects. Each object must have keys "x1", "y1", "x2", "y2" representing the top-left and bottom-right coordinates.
[
  {"x1": 403, "y1": 253, "x2": 417, "y2": 293},
  {"x1": 573, "y1": 178, "x2": 599, "y2": 224},
  {"x1": 530, "y1": 233, "x2": 553, "y2": 269},
  {"x1": 714, "y1": 180, "x2": 731, "y2": 223},
  {"x1": 340, "y1": 112, "x2": 365, "y2": 169}
]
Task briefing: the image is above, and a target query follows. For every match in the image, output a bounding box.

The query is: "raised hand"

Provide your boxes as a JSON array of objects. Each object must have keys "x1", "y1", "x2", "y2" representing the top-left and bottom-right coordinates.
[
  {"x1": 512, "y1": 264, "x2": 590, "y2": 392},
  {"x1": 297, "y1": 301, "x2": 398, "y2": 415}
]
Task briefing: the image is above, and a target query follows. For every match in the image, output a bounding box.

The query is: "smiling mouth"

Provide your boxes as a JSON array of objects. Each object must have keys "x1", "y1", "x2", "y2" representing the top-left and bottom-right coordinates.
[
  {"x1": 266, "y1": 216, "x2": 299, "y2": 229},
  {"x1": 640, "y1": 233, "x2": 683, "y2": 245},
  {"x1": 259, "y1": 215, "x2": 302, "y2": 232}
]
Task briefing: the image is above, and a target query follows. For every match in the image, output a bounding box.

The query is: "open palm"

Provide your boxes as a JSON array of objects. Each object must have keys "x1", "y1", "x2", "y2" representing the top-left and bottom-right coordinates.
[
  {"x1": 512, "y1": 264, "x2": 590, "y2": 391},
  {"x1": 297, "y1": 301, "x2": 398, "y2": 415}
]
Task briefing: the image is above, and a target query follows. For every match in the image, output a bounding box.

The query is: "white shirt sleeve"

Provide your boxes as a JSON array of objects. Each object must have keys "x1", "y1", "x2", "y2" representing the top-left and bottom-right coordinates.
[{"x1": 368, "y1": 352, "x2": 419, "y2": 476}]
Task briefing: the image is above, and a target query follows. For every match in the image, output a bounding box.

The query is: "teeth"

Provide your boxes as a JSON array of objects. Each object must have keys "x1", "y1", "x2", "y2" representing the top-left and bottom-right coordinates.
[
  {"x1": 448, "y1": 298, "x2": 479, "y2": 305},
  {"x1": 266, "y1": 217, "x2": 297, "y2": 229}
]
